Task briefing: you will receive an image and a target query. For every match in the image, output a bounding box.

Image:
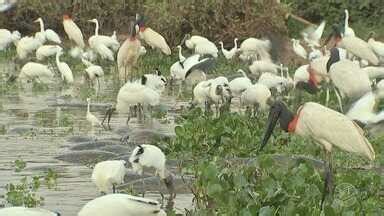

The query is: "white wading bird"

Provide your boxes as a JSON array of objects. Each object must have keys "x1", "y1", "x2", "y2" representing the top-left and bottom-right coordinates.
[
  {"x1": 291, "y1": 39, "x2": 307, "y2": 59},
  {"x1": 183, "y1": 34, "x2": 209, "y2": 50},
  {"x1": 301, "y1": 21, "x2": 326, "y2": 47},
  {"x1": 82, "y1": 58, "x2": 104, "y2": 88},
  {"x1": 136, "y1": 15, "x2": 171, "y2": 55},
  {"x1": 0, "y1": 29, "x2": 20, "y2": 50},
  {"x1": 260, "y1": 101, "x2": 375, "y2": 207},
  {"x1": 0, "y1": 207, "x2": 60, "y2": 216},
  {"x1": 63, "y1": 14, "x2": 85, "y2": 49},
  {"x1": 18, "y1": 62, "x2": 54, "y2": 84},
  {"x1": 88, "y1": 19, "x2": 119, "y2": 61},
  {"x1": 229, "y1": 69, "x2": 252, "y2": 97},
  {"x1": 240, "y1": 83, "x2": 271, "y2": 116},
  {"x1": 343, "y1": 9, "x2": 355, "y2": 37},
  {"x1": 78, "y1": 194, "x2": 166, "y2": 216},
  {"x1": 239, "y1": 37, "x2": 271, "y2": 61},
  {"x1": 92, "y1": 160, "x2": 126, "y2": 194},
  {"x1": 55, "y1": 51, "x2": 74, "y2": 84},
  {"x1": 367, "y1": 32, "x2": 384, "y2": 60},
  {"x1": 86, "y1": 98, "x2": 102, "y2": 127},
  {"x1": 36, "y1": 45, "x2": 62, "y2": 61},
  {"x1": 34, "y1": 17, "x2": 61, "y2": 44},
  {"x1": 219, "y1": 38, "x2": 238, "y2": 60}
]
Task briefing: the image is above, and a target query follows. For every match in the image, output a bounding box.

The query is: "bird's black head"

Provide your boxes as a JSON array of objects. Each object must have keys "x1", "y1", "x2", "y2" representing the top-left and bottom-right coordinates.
[
  {"x1": 260, "y1": 101, "x2": 294, "y2": 152},
  {"x1": 136, "y1": 145, "x2": 144, "y2": 155},
  {"x1": 141, "y1": 75, "x2": 147, "y2": 85},
  {"x1": 326, "y1": 47, "x2": 340, "y2": 72},
  {"x1": 154, "y1": 68, "x2": 161, "y2": 76},
  {"x1": 135, "y1": 14, "x2": 145, "y2": 28}
]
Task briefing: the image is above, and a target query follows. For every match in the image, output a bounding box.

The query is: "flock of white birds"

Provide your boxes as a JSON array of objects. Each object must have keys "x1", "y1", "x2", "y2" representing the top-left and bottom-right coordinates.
[{"x1": 1, "y1": 8, "x2": 384, "y2": 216}]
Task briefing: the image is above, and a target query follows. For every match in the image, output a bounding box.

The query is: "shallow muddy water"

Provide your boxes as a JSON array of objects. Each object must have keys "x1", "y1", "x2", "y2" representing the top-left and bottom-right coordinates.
[{"x1": 0, "y1": 61, "x2": 193, "y2": 215}]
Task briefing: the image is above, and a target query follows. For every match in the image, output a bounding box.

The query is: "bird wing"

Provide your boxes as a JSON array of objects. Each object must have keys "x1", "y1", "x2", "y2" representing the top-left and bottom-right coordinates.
[
  {"x1": 297, "y1": 102, "x2": 375, "y2": 160},
  {"x1": 185, "y1": 58, "x2": 215, "y2": 78},
  {"x1": 63, "y1": 20, "x2": 84, "y2": 48},
  {"x1": 45, "y1": 29, "x2": 61, "y2": 44},
  {"x1": 339, "y1": 36, "x2": 379, "y2": 65}
]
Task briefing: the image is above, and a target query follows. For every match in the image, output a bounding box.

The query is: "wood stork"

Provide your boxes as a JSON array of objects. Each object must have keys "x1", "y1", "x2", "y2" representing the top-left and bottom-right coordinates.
[
  {"x1": 327, "y1": 48, "x2": 371, "y2": 109},
  {"x1": 63, "y1": 14, "x2": 85, "y2": 49},
  {"x1": 194, "y1": 40, "x2": 218, "y2": 58},
  {"x1": 129, "y1": 144, "x2": 174, "y2": 196},
  {"x1": 142, "y1": 69, "x2": 167, "y2": 93},
  {"x1": 207, "y1": 79, "x2": 232, "y2": 114},
  {"x1": 183, "y1": 34, "x2": 209, "y2": 49},
  {"x1": 55, "y1": 51, "x2": 74, "y2": 84},
  {"x1": 86, "y1": 97, "x2": 102, "y2": 127},
  {"x1": 249, "y1": 60, "x2": 280, "y2": 76},
  {"x1": 177, "y1": 45, "x2": 186, "y2": 62},
  {"x1": 344, "y1": 10, "x2": 355, "y2": 37},
  {"x1": 34, "y1": 17, "x2": 61, "y2": 44},
  {"x1": 0, "y1": 29, "x2": 20, "y2": 50},
  {"x1": 136, "y1": 15, "x2": 171, "y2": 55},
  {"x1": 260, "y1": 101, "x2": 375, "y2": 206},
  {"x1": 229, "y1": 69, "x2": 252, "y2": 97},
  {"x1": 36, "y1": 45, "x2": 62, "y2": 61},
  {"x1": 219, "y1": 38, "x2": 238, "y2": 60},
  {"x1": 291, "y1": 39, "x2": 307, "y2": 59},
  {"x1": 78, "y1": 193, "x2": 166, "y2": 216},
  {"x1": 367, "y1": 32, "x2": 384, "y2": 60},
  {"x1": 240, "y1": 83, "x2": 271, "y2": 116},
  {"x1": 327, "y1": 26, "x2": 379, "y2": 65},
  {"x1": 92, "y1": 160, "x2": 126, "y2": 194},
  {"x1": 102, "y1": 77, "x2": 160, "y2": 126},
  {"x1": 301, "y1": 21, "x2": 326, "y2": 47},
  {"x1": 117, "y1": 21, "x2": 141, "y2": 81},
  {"x1": 0, "y1": 207, "x2": 60, "y2": 216},
  {"x1": 18, "y1": 62, "x2": 54, "y2": 84}
]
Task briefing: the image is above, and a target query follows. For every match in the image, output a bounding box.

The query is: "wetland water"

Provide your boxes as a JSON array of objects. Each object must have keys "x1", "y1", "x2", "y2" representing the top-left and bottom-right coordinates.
[{"x1": 0, "y1": 61, "x2": 192, "y2": 215}]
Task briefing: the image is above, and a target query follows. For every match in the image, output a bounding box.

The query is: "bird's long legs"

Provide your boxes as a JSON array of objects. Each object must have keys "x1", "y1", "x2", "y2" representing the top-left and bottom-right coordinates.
[
  {"x1": 321, "y1": 150, "x2": 334, "y2": 208},
  {"x1": 141, "y1": 173, "x2": 146, "y2": 197},
  {"x1": 325, "y1": 86, "x2": 330, "y2": 107},
  {"x1": 334, "y1": 87, "x2": 343, "y2": 112},
  {"x1": 112, "y1": 184, "x2": 116, "y2": 193}
]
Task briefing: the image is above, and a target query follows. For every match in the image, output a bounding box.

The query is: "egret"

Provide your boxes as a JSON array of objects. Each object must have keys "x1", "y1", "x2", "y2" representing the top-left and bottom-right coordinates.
[
  {"x1": 18, "y1": 62, "x2": 54, "y2": 84},
  {"x1": 301, "y1": 21, "x2": 326, "y2": 47},
  {"x1": 34, "y1": 17, "x2": 61, "y2": 44},
  {"x1": 16, "y1": 36, "x2": 43, "y2": 59},
  {"x1": 82, "y1": 58, "x2": 104, "y2": 89},
  {"x1": 88, "y1": 19, "x2": 119, "y2": 60},
  {"x1": 86, "y1": 97, "x2": 102, "y2": 127},
  {"x1": 92, "y1": 160, "x2": 126, "y2": 194},
  {"x1": 219, "y1": 38, "x2": 238, "y2": 59},
  {"x1": 36, "y1": 45, "x2": 62, "y2": 61},
  {"x1": 183, "y1": 34, "x2": 209, "y2": 49},
  {"x1": 177, "y1": 45, "x2": 186, "y2": 62},
  {"x1": 260, "y1": 101, "x2": 375, "y2": 206},
  {"x1": 136, "y1": 15, "x2": 171, "y2": 55},
  {"x1": 347, "y1": 91, "x2": 384, "y2": 126},
  {"x1": 240, "y1": 83, "x2": 271, "y2": 116},
  {"x1": 0, "y1": 29, "x2": 20, "y2": 51},
  {"x1": 239, "y1": 37, "x2": 271, "y2": 61},
  {"x1": 344, "y1": 9, "x2": 355, "y2": 37},
  {"x1": 194, "y1": 40, "x2": 218, "y2": 58},
  {"x1": 63, "y1": 14, "x2": 85, "y2": 49},
  {"x1": 117, "y1": 21, "x2": 141, "y2": 81},
  {"x1": 55, "y1": 51, "x2": 74, "y2": 84},
  {"x1": 258, "y1": 72, "x2": 293, "y2": 94},
  {"x1": 193, "y1": 80, "x2": 211, "y2": 107},
  {"x1": 78, "y1": 193, "x2": 166, "y2": 216},
  {"x1": 291, "y1": 39, "x2": 307, "y2": 59},
  {"x1": 0, "y1": 207, "x2": 60, "y2": 216},
  {"x1": 229, "y1": 69, "x2": 252, "y2": 97},
  {"x1": 129, "y1": 144, "x2": 174, "y2": 196},
  {"x1": 367, "y1": 32, "x2": 384, "y2": 60},
  {"x1": 249, "y1": 60, "x2": 280, "y2": 76}
]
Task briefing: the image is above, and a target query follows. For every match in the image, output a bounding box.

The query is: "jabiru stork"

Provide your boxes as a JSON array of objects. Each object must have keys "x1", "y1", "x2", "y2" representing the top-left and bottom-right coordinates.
[{"x1": 260, "y1": 101, "x2": 375, "y2": 206}]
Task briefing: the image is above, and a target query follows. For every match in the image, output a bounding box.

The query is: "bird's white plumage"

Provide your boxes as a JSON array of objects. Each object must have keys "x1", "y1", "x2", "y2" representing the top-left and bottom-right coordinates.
[
  {"x1": 344, "y1": 10, "x2": 355, "y2": 37},
  {"x1": 240, "y1": 83, "x2": 271, "y2": 110},
  {"x1": 0, "y1": 29, "x2": 20, "y2": 50},
  {"x1": 16, "y1": 36, "x2": 42, "y2": 59},
  {"x1": 239, "y1": 38, "x2": 271, "y2": 60},
  {"x1": 129, "y1": 144, "x2": 166, "y2": 179},
  {"x1": 194, "y1": 40, "x2": 218, "y2": 58},
  {"x1": 249, "y1": 60, "x2": 279, "y2": 75},
  {"x1": 301, "y1": 21, "x2": 326, "y2": 47},
  {"x1": 139, "y1": 27, "x2": 171, "y2": 55},
  {"x1": 143, "y1": 73, "x2": 167, "y2": 93},
  {"x1": 56, "y1": 52, "x2": 74, "y2": 84},
  {"x1": 295, "y1": 102, "x2": 375, "y2": 160},
  {"x1": 292, "y1": 39, "x2": 307, "y2": 59},
  {"x1": 82, "y1": 58, "x2": 104, "y2": 81},
  {"x1": 258, "y1": 72, "x2": 293, "y2": 93},
  {"x1": 193, "y1": 80, "x2": 211, "y2": 104},
  {"x1": 329, "y1": 59, "x2": 371, "y2": 99},
  {"x1": 185, "y1": 35, "x2": 209, "y2": 49},
  {"x1": 36, "y1": 45, "x2": 62, "y2": 61},
  {"x1": 362, "y1": 66, "x2": 384, "y2": 80},
  {"x1": 368, "y1": 38, "x2": 384, "y2": 58},
  {"x1": 86, "y1": 98, "x2": 102, "y2": 126},
  {"x1": 0, "y1": 207, "x2": 58, "y2": 216},
  {"x1": 19, "y1": 62, "x2": 54, "y2": 83},
  {"x1": 293, "y1": 64, "x2": 309, "y2": 86},
  {"x1": 177, "y1": 45, "x2": 186, "y2": 62},
  {"x1": 63, "y1": 16, "x2": 85, "y2": 48},
  {"x1": 219, "y1": 38, "x2": 238, "y2": 60},
  {"x1": 78, "y1": 193, "x2": 166, "y2": 216},
  {"x1": 338, "y1": 36, "x2": 379, "y2": 65},
  {"x1": 117, "y1": 36, "x2": 141, "y2": 80},
  {"x1": 92, "y1": 160, "x2": 126, "y2": 193},
  {"x1": 229, "y1": 70, "x2": 252, "y2": 97}
]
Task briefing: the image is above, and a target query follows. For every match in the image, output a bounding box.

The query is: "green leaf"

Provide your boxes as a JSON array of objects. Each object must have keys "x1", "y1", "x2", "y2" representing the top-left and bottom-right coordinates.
[
  {"x1": 207, "y1": 183, "x2": 223, "y2": 196},
  {"x1": 259, "y1": 206, "x2": 273, "y2": 216}
]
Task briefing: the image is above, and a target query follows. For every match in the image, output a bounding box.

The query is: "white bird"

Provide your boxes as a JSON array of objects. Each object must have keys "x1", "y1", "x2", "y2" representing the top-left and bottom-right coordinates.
[
  {"x1": 88, "y1": 19, "x2": 119, "y2": 59},
  {"x1": 219, "y1": 38, "x2": 238, "y2": 59},
  {"x1": 249, "y1": 60, "x2": 280, "y2": 76},
  {"x1": 129, "y1": 144, "x2": 166, "y2": 179},
  {"x1": 0, "y1": 207, "x2": 59, "y2": 216},
  {"x1": 194, "y1": 40, "x2": 218, "y2": 58},
  {"x1": 142, "y1": 69, "x2": 167, "y2": 93},
  {"x1": 36, "y1": 45, "x2": 62, "y2": 61},
  {"x1": 92, "y1": 160, "x2": 126, "y2": 194},
  {"x1": 229, "y1": 69, "x2": 252, "y2": 97},
  {"x1": 327, "y1": 48, "x2": 371, "y2": 101},
  {"x1": 82, "y1": 48, "x2": 97, "y2": 62},
  {"x1": 117, "y1": 22, "x2": 141, "y2": 81},
  {"x1": 78, "y1": 193, "x2": 166, "y2": 216},
  {"x1": 139, "y1": 46, "x2": 147, "y2": 56},
  {"x1": 177, "y1": 45, "x2": 186, "y2": 62},
  {"x1": 63, "y1": 14, "x2": 85, "y2": 48},
  {"x1": 82, "y1": 58, "x2": 104, "y2": 81},
  {"x1": 184, "y1": 34, "x2": 209, "y2": 49},
  {"x1": 347, "y1": 91, "x2": 384, "y2": 125},
  {"x1": 193, "y1": 80, "x2": 211, "y2": 105},
  {"x1": 18, "y1": 62, "x2": 54, "y2": 83},
  {"x1": 206, "y1": 79, "x2": 232, "y2": 113},
  {"x1": 293, "y1": 64, "x2": 312, "y2": 88},
  {"x1": 170, "y1": 54, "x2": 212, "y2": 83},
  {"x1": 34, "y1": 17, "x2": 61, "y2": 44},
  {"x1": 136, "y1": 15, "x2": 171, "y2": 55},
  {"x1": 241, "y1": 83, "x2": 271, "y2": 113},
  {"x1": 86, "y1": 97, "x2": 102, "y2": 127},
  {"x1": 239, "y1": 38, "x2": 271, "y2": 61},
  {"x1": 16, "y1": 36, "x2": 42, "y2": 59},
  {"x1": 261, "y1": 101, "x2": 375, "y2": 206},
  {"x1": 0, "y1": 29, "x2": 20, "y2": 50},
  {"x1": 110, "y1": 31, "x2": 120, "y2": 51},
  {"x1": 292, "y1": 39, "x2": 307, "y2": 59},
  {"x1": 301, "y1": 21, "x2": 326, "y2": 47},
  {"x1": 308, "y1": 46, "x2": 323, "y2": 61},
  {"x1": 56, "y1": 51, "x2": 74, "y2": 84},
  {"x1": 258, "y1": 72, "x2": 293, "y2": 93},
  {"x1": 344, "y1": 9, "x2": 355, "y2": 37},
  {"x1": 362, "y1": 66, "x2": 384, "y2": 80}
]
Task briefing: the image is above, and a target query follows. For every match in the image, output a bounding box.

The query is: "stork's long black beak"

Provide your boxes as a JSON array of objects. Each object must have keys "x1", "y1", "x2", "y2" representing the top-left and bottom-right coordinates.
[{"x1": 259, "y1": 106, "x2": 281, "y2": 152}]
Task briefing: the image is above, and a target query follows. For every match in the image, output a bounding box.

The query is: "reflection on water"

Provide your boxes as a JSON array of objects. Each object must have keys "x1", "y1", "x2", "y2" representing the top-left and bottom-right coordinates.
[{"x1": 0, "y1": 61, "x2": 192, "y2": 214}]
